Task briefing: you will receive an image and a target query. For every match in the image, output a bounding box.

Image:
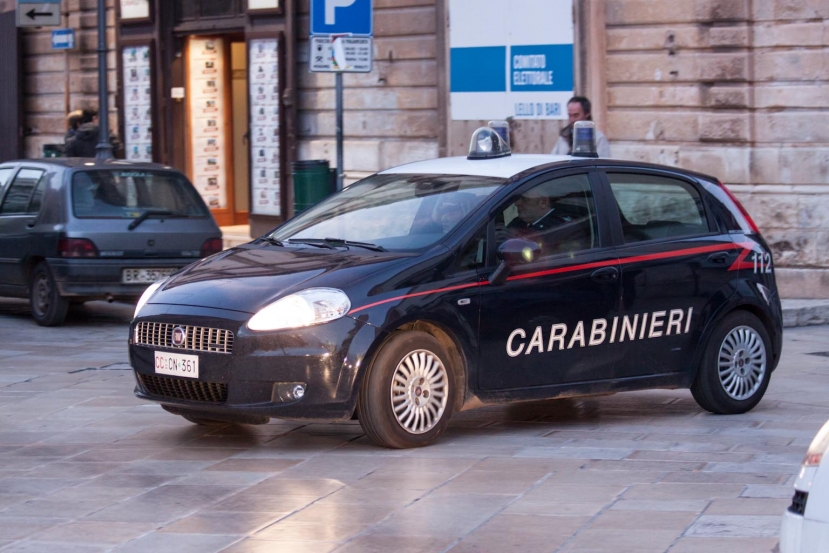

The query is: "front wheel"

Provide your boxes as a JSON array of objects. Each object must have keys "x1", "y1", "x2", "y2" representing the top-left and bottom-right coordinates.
[
  {"x1": 29, "y1": 262, "x2": 69, "y2": 327},
  {"x1": 358, "y1": 331, "x2": 457, "y2": 448},
  {"x1": 691, "y1": 311, "x2": 772, "y2": 414}
]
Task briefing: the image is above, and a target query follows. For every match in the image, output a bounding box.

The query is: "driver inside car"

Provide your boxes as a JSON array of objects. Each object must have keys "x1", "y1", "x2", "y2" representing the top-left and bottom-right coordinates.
[
  {"x1": 503, "y1": 186, "x2": 592, "y2": 255},
  {"x1": 508, "y1": 187, "x2": 557, "y2": 232}
]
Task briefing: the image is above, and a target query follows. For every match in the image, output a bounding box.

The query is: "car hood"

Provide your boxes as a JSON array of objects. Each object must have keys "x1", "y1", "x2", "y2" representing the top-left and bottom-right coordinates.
[{"x1": 148, "y1": 243, "x2": 410, "y2": 313}]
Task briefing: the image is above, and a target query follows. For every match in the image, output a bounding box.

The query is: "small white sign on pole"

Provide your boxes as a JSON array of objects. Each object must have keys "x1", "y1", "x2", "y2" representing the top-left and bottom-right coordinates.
[{"x1": 309, "y1": 35, "x2": 373, "y2": 73}]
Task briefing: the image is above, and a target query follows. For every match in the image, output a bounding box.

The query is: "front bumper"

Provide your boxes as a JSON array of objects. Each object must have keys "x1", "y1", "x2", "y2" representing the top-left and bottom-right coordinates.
[
  {"x1": 49, "y1": 257, "x2": 196, "y2": 300},
  {"x1": 129, "y1": 304, "x2": 383, "y2": 421}
]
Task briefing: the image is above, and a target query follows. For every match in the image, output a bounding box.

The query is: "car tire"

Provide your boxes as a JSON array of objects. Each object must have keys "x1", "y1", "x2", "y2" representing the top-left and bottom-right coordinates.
[
  {"x1": 358, "y1": 331, "x2": 456, "y2": 448},
  {"x1": 29, "y1": 262, "x2": 69, "y2": 327},
  {"x1": 691, "y1": 311, "x2": 772, "y2": 415}
]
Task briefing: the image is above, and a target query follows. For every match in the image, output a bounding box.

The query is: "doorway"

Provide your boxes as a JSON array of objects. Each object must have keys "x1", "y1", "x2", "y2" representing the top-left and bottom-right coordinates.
[{"x1": 185, "y1": 35, "x2": 249, "y2": 226}]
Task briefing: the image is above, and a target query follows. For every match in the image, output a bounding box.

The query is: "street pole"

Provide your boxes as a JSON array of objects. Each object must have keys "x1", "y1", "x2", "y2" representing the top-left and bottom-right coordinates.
[
  {"x1": 335, "y1": 72, "x2": 344, "y2": 191},
  {"x1": 95, "y1": 0, "x2": 113, "y2": 160}
]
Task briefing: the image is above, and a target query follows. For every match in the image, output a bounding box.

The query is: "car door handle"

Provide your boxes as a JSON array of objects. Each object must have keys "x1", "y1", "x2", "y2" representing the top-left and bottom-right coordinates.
[
  {"x1": 26, "y1": 221, "x2": 36, "y2": 229},
  {"x1": 591, "y1": 267, "x2": 619, "y2": 283},
  {"x1": 708, "y1": 252, "x2": 730, "y2": 264}
]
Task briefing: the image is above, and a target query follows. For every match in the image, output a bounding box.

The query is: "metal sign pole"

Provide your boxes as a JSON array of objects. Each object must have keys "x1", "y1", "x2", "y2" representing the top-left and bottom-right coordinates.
[
  {"x1": 95, "y1": 0, "x2": 112, "y2": 160},
  {"x1": 335, "y1": 72, "x2": 344, "y2": 191}
]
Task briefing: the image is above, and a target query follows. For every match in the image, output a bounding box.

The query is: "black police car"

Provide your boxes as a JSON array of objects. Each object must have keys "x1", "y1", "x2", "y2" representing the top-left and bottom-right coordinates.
[{"x1": 129, "y1": 126, "x2": 782, "y2": 448}]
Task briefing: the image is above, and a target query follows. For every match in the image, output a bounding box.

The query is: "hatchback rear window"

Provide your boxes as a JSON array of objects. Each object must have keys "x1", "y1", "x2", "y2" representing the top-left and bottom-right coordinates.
[{"x1": 71, "y1": 170, "x2": 209, "y2": 219}]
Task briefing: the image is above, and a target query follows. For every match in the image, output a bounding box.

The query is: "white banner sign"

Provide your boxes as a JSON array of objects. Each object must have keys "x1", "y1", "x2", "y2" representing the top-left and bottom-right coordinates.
[{"x1": 449, "y1": 0, "x2": 574, "y2": 120}]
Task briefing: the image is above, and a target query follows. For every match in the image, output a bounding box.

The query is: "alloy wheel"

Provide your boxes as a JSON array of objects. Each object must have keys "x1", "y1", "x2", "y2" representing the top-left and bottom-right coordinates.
[
  {"x1": 718, "y1": 325, "x2": 767, "y2": 401},
  {"x1": 390, "y1": 349, "x2": 449, "y2": 434}
]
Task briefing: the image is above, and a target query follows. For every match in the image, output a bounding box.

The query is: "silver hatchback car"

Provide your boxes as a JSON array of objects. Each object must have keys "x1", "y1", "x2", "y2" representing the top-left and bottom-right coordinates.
[{"x1": 0, "y1": 159, "x2": 222, "y2": 326}]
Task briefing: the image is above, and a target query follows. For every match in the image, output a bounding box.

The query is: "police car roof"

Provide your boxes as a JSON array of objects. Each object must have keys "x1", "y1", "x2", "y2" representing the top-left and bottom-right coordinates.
[{"x1": 379, "y1": 154, "x2": 573, "y2": 180}]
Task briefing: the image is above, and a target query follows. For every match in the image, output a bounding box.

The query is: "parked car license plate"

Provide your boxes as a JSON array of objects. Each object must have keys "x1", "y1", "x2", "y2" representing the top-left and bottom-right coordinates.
[
  {"x1": 154, "y1": 351, "x2": 199, "y2": 378},
  {"x1": 122, "y1": 268, "x2": 177, "y2": 284}
]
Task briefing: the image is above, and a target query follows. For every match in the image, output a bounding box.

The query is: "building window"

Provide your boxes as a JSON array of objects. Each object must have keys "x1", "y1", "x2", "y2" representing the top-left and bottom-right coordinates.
[{"x1": 176, "y1": 0, "x2": 242, "y2": 21}]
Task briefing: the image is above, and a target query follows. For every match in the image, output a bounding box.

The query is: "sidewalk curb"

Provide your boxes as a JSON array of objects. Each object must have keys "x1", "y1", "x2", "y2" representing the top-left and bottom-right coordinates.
[{"x1": 782, "y1": 299, "x2": 829, "y2": 328}]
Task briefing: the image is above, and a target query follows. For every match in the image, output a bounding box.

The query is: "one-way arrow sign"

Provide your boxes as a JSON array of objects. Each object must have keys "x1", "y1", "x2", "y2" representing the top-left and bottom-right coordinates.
[
  {"x1": 16, "y1": 1, "x2": 62, "y2": 27},
  {"x1": 27, "y1": 8, "x2": 54, "y2": 19}
]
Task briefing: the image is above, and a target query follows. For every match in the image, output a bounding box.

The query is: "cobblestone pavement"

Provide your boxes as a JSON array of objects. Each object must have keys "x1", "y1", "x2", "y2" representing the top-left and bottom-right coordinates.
[{"x1": 1, "y1": 298, "x2": 827, "y2": 553}]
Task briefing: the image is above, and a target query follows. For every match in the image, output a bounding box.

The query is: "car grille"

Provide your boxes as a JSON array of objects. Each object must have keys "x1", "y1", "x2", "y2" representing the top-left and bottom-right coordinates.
[
  {"x1": 788, "y1": 490, "x2": 808, "y2": 516},
  {"x1": 137, "y1": 374, "x2": 228, "y2": 403},
  {"x1": 134, "y1": 322, "x2": 234, "y2": 354}
]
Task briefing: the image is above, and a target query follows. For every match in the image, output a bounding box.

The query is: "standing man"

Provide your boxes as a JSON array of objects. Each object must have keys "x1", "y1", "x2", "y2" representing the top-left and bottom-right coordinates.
[
  {"x1": 65, "y1": 109, "x2": 122, "y2": 158},
  {"x1": 552, "y1": 96, "x2": 611, "y2": 158}
]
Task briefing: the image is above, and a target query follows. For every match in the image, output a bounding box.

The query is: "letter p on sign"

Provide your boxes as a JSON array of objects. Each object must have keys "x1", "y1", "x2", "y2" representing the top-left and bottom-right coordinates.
[{"x1": 326, "y1": 0, "x2": 357, "y2": 24}]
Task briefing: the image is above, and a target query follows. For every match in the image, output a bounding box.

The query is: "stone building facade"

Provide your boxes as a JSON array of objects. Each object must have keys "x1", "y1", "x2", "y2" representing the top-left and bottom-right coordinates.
[
  {"x1": 3, "y1": 0, "x2": 827, "y2": 297},
  {"x1": 601, "y1": 0, "x2": 829, "y2": 299}
]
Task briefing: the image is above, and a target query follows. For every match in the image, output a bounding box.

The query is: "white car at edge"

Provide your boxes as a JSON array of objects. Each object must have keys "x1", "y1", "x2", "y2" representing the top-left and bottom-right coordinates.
[{"x1": 781, "y1": 419, "x2": 829, "y2": 552}]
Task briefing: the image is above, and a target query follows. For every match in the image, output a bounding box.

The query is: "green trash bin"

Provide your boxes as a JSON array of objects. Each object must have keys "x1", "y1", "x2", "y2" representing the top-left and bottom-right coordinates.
[{"x1": 292, "y1": 159, "x2": 333, "y2": 214}]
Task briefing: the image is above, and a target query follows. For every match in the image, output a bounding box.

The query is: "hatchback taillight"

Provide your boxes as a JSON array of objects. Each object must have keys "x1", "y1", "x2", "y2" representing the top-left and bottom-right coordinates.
[
  {"x1": 59, "y1": 238, "x2": 99, "y2": 258},
  {"x1": 200, "y1": 237, "x2": 224, "y2": 257},
  {"x1": 718, "y1": 180, "x2": 760, "y2": 234}
]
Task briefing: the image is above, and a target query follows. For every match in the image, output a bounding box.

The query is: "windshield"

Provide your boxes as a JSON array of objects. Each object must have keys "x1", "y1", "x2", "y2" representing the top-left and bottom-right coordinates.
[
  {"x1": 270, "y1": 174, "x2": 507, "y2": 251},
  {"x1": 71, "y1": 170, "x2": 210, "y2": 219}
]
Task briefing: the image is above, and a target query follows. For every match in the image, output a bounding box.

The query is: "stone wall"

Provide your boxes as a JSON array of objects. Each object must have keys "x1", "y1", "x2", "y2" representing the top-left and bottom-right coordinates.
[
  {"x1": 19, "y1": 0, "x2": 118, "y2": 159},
  {"x1": 604, "y1": 0, "x2": 829, "y2": 298},
  {"x1": 295, "y1": 0, "x2": 440, "y2": 183}
]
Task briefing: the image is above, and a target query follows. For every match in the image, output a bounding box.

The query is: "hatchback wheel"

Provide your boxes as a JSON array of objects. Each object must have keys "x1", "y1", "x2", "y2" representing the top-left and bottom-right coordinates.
[
  {"x1": 29, "y1": 262, "x2": 69, "y2": 327},
  {"x1": 691, "y1": 311, "x2": 771, "y2": 414},
  {"x1": 358, "y1": 331, "x2": 456, "y2": 448}
]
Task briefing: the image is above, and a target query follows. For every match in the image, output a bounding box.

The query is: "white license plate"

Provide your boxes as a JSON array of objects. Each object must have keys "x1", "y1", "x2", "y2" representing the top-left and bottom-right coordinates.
[
  {"x1": 154, "y1": 351, "x2": 199, "y2": 379},
  {"x1": 122, "y1": 268, "x2": 177, "y2": 284}
]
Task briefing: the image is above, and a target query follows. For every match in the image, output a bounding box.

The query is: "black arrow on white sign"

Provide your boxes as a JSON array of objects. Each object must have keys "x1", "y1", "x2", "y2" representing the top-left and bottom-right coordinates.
[{"x1": 26, "y1": 8, "x2": 55, "y2": 20}]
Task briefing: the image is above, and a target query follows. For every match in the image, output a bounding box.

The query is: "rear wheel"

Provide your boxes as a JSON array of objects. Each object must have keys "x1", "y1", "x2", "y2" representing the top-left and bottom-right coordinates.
[
  {"x1": 358, "y1": 331, "x2": 456, "y2": 448},
  {"x1": 691, "y1": 311, "x2": 771, "y2": 414},
  {"x1": 29, "y1": 262, "x2": 69, "y2": 327}
]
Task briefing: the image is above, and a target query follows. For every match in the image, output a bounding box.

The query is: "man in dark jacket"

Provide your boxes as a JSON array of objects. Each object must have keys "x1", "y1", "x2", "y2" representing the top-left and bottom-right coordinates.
[{"x1": 65, "y1": 109, "x2": 122, "y2": 158}]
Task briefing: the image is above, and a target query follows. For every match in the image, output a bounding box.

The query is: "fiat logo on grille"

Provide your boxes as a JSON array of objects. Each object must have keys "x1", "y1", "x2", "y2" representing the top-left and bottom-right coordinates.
[{"x1": 171, "y1": 326, "x2": 187, "y2": 347}]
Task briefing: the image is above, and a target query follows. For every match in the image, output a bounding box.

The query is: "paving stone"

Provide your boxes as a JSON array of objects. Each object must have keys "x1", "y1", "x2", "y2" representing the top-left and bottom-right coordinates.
[
  {"x1": 668, "y1": 537, "x2": 780, "y2": 552},
  {"x1": 111, "y1": 532, "x2": 240, "y2": 553},
  {"x1": 685, "y1": 515, "x2": 782, "y2": 538}
]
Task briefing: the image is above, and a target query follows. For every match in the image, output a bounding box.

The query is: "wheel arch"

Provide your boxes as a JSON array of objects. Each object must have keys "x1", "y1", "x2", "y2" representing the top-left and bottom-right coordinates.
[
  {"x1": 364, "y1": 319, "x2": 469, "y2": 414},
  {"x1": 24, "y1": 255, "x2": 47, "y2": 288},
  {"x1": 728, "y1": 301, "x2": 782, "y2": 371},
  {"x1": 393, "y1": 320, "x2": 468, "y2": 413},
  {"x1": 688, "y1": 296, "x2": 780, "y2": 386}
]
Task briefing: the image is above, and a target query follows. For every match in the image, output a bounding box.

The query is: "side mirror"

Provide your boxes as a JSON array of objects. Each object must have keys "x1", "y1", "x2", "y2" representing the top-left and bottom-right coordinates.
[{"x1": 489, "y1": 238, "x2": 540, "y2": 286}]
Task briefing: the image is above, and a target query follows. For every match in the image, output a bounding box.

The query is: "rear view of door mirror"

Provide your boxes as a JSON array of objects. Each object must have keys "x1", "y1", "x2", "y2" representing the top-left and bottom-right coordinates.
[{"x1": 489, "y1": 238, "x2": 540, "y2": 286}]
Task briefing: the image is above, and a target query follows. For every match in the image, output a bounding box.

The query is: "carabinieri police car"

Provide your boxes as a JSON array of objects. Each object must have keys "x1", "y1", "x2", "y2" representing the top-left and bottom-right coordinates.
[{"x1": 129, "y1": 124, "x2": 783, "y2": 448}]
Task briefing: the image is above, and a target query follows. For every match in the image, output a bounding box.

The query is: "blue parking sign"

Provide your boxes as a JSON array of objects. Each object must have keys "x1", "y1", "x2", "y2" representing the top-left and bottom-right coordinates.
[{"x1": 311, "y1": 0, "x2": 372, "y2": 36}]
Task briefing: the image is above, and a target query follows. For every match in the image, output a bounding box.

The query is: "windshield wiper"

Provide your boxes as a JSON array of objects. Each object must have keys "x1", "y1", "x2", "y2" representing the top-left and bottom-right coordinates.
[
  {"x1": 286, "y1": 238, "x2": 337, "y2": 249},
  {"x1": 257, "y1": 236, "x2": 284, "y2": 247},
  {"x1": 329, "y1": 238, "x2": 387, "y2": 252},
  {"x1": 286, "y1": 238, "x2": 386, "y2": 252},
  {"x1": 128, "y1": 209, "x2": 174, "y2": 231}
]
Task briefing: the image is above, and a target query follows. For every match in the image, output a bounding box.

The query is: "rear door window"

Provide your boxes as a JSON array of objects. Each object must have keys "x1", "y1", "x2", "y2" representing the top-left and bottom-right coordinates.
[
  {"x1": 0, "y1": 167, "x2": 14, "y2": 190},
  {"x1": 71, "y1": 170, "x2": 209, "y2": 218},
  {"x1": 607, "y1": 173, "x2": 709, "y2": 243},
  {"x1": 0, "y1": 169, "x2": 45, "y2": 215}
]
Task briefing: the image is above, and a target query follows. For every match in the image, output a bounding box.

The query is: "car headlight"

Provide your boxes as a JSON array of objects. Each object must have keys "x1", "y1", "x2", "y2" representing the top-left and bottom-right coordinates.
[
  {"x1": 804, "y1": 420, "x2": 829, "y2": 467},
  {"x1": 134, "y1": 279, "x2": 166, "y2": 318},
  {"x1": 247, "y1": 288, "x2": 351, "y2": 331}
]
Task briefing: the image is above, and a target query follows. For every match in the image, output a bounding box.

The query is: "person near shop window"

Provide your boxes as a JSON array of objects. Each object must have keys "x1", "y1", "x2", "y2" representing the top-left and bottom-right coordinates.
[{"x1": 65, "y1": 109, "x2": 123, "y2": 159}]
